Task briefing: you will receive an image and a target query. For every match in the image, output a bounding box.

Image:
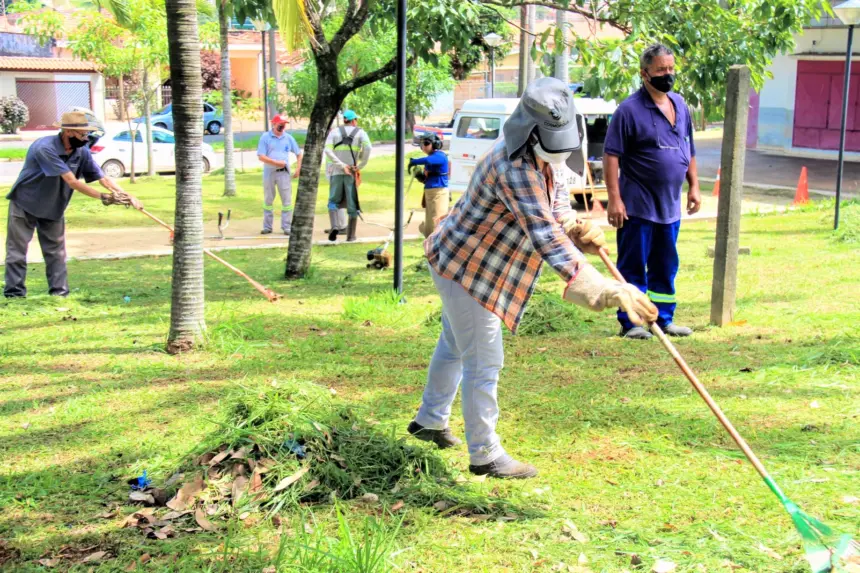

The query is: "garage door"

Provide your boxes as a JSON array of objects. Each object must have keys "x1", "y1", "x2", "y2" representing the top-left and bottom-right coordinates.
[
  {"x1": 793, "y1": 60, "x2": 860, "y2": 151},
  {"x1": 15, "y1": 80, "x2": 92, "y2": 131}
]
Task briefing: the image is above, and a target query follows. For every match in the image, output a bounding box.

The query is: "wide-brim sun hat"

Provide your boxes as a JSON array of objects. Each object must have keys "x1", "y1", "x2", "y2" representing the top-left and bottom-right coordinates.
[{"x1": 53, "y1": 110, "x2": 100, "y2": 131}]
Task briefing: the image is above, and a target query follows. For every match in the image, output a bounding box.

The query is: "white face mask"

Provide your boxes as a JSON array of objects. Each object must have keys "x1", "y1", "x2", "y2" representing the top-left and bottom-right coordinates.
[{"x1": 533, "y1": 141, "x2": 572, "y2": 167}]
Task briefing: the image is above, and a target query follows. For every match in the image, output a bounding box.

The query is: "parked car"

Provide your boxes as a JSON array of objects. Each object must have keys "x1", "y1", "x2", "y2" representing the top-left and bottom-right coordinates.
[
  {"x1": 91, "y1": 126, "x2": 216, "y2": 178},
  {"x1": 412, "y1": 114, "x2": 457, "y2": 150},
  {"x1": 448, "y1": 96, "x2": 617, "y2": 205},
  {"x1": 135, "y1": 102, "x2": 223, "y2": 135}
]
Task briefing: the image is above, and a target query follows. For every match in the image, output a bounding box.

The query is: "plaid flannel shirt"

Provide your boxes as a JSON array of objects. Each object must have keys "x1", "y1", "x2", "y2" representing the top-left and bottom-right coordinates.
[{"x1": 425, "y1": 139, "x2": 586, "y2": 333}]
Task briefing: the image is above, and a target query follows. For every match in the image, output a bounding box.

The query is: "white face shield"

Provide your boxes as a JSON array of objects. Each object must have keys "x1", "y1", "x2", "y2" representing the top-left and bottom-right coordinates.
[{"x1": 532, "y1": 140, "x2": 572, "y2": 167}]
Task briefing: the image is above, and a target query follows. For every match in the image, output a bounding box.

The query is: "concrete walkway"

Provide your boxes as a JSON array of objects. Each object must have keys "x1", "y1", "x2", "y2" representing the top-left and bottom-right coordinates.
[{"x1": 0, "y1": 190, "x2": 792, "y2": 265}]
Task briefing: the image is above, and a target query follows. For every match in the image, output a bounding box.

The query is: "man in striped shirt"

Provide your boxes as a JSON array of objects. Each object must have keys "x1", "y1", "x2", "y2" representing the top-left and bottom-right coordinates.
[{"x1": 407, "y1": 78, "x2": 658, "y2": 479}]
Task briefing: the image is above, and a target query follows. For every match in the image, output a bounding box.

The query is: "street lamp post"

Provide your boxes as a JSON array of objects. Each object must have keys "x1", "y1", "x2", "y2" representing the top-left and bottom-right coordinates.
[
  {"x1": 485, "y1": 33, "x2": 502, "y2": 98},
  {"x1": 252, "y1": 19, "x2": 271, "y2": 132},
  {"x1": 833, "y1": 0, "x2": 860, "y2": 230}
]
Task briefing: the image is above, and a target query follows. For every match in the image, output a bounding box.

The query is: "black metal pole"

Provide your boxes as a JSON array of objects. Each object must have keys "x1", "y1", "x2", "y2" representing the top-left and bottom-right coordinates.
[
  {"x1": 261, "y1": 31, "x2": 269, "y2": 132},
  {"x1": 490, "y1": 48, "x2": 495, "y2": 98},
  {"x1": 393, "y1": 0, "x2": 406, "y2": 294},
  {"x1": 836, "y1": 24, "x2": 854, "y2": 231}
]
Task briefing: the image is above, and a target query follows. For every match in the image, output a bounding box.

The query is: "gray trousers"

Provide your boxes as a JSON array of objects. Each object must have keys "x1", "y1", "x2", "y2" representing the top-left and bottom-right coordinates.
[
  {"x1": 4, "y1": 200, "x2": 68, "y2": 297},
  {"x1": 263, "y1": 170, "x2": 293, "y2": 232}
]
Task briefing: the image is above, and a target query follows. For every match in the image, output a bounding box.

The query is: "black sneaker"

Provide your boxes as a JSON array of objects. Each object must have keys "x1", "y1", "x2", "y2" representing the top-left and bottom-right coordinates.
[
  {"x1": 283, "y1": 230, "x2": 291, "y2": 236},
  {"x1": 469, "y1": 454, "x2": 538, "y2": 479},
  {"x1": 407, "y1": 421, "x2": 462, "y2": 449},
  {"x1": 261, "y1": 229, "x2": 272, "y2": 235}
]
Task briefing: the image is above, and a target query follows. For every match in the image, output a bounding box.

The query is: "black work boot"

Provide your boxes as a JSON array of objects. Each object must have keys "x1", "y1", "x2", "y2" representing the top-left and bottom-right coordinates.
[
  {"x1": 469, "y1": 454, "x2": 538, "y2": 479},
  {"x1": 620, "y1": 326, "x2": 652, "y2": 340},
  {"x1": 327, "y1": 210, "x2": 340, "y2": 241},
  {"x1": 346, "y1": 216, "x2": 358, "y2": 242},
  {"x1": 407, "y1": 421, "x2": 462, "y2": 449}
]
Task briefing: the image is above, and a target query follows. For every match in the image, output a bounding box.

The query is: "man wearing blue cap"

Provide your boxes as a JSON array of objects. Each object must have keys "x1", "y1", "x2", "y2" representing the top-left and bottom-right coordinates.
[{"x1": 324, "y1": 110, "x2": 372, "y2": 242}]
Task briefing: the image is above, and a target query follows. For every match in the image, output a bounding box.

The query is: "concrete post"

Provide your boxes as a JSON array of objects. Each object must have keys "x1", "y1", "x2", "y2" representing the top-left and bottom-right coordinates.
[
  {"x1": 526, "y1": 6, "x2": 536, "y2": 84},
  {"x1": 710, "y1": 65, "x2": 751, "y2": 326},
  {"x1": 517, "y1": 7, "x2": 528, "y2": 96}
]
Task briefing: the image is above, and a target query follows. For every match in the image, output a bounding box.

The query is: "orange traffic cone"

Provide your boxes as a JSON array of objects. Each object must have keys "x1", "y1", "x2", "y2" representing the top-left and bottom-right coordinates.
[
  {"x1": 590, "y1": 195, "x2": 606, "y2": 215},
  {"x1": 793, "y1": 166, "x2": 809, "y2": 206},
  {"x1": 713, "y1": 168, "x2": 721, "y2": 197}
]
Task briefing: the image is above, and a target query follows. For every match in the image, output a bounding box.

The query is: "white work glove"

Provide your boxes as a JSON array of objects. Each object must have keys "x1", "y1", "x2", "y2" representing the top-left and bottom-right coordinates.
[
  {"x1": 563, "y1": 265, "x2": 658, "y2": 326},
  {"x1": 559, "y1": 213, "x2": 607, "y2": 255}
]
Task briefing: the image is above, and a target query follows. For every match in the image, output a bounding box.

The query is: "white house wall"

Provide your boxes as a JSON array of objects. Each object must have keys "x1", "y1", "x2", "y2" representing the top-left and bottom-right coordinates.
[{"x1": 758, "y1": 27, "x2": 855, "y2": 152}]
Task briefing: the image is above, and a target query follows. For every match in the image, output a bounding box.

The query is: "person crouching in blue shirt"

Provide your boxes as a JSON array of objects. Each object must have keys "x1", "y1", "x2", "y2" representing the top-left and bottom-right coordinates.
[
  {"x1": 408, "y1": 132, "x2": 450, "y2": 237},
  {"x1": 604, "y1": 43, "x2": 702, "y2": 340}
]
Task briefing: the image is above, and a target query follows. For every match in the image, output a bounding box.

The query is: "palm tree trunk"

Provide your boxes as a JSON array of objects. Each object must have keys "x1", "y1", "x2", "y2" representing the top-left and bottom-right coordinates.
[
  {"x1": 166, "y1": 0, "x2": 205, "y2": 353},
  {"x1": 143, "y1": 67, "x2": 155, "y2": 177},
  {"x1": 284, "y1": 97, "x2": 338, "y2": 278},
  {"x1": 219, "y1": 0, "x2": 236, "y2": 197}
]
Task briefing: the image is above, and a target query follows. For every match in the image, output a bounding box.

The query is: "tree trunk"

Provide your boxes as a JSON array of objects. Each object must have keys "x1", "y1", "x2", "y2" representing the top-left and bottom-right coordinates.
[
  {"x1": 517, "y1": 6, "x2": 527, "y2": 96},
  {"x1": 284, "y1": 97, "x2": 339, "y2": 279},
  {"x1": 117, "y1": 72, "x2": 125, "y2": 122},
  {"x1": 219, "y1": 0, "x2": 235, "y2": 197},
  {"x1": 525, "y1": 6, "x2": 536, "y2": 85},
  {"x1": 268, "y1": 28, "x2": 278, "y2": 117},
  {"x1": 166, "y1": 0, "x2": 205, "y2": 353},
  {"x1": 554, "y1": 10, "x2": 569, "y2": 83},
  {"x1": 127, "y1": 115, "x2": 136, "y2": 184},
  {"x1": 142, "y1": 67, "x2": 155, "y2": 177}
]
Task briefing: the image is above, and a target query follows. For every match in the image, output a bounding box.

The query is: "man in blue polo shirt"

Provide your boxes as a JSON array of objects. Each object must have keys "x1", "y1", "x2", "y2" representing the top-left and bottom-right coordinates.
[
  {"x1": 256, "y1": 114, "x2": 302, "y2": 235},
  {"x1": 604, "y1": 43, "x2": 702, "y2": 340},
  {"x1": 4, "y1": 111, "x2": 142, "y2": 298}
]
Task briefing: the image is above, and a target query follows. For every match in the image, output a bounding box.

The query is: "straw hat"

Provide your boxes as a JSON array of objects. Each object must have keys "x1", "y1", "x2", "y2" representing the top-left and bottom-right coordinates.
[{"x1": 52, "y1": 111, "x2": 100, "y2": 131}]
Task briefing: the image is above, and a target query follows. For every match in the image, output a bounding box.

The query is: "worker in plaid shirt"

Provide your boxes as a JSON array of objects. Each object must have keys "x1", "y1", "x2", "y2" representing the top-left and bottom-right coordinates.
[{"x1": 406, "y1": 78, "x2": 658, "y2": 479}]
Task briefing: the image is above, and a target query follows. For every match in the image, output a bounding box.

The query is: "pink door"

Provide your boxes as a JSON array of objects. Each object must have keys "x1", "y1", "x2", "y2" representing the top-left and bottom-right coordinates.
[
  {"x1": 793, "y1": 60, "x2": 860, "y2": 151},
  {"x1": 746, "y1": 89, "x2": 759, "y2": 149}
]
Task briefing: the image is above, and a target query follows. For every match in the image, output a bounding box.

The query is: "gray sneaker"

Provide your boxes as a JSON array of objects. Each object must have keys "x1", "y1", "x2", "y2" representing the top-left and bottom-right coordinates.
[
  {"x1": 469, "y1": 454, "x2": 538, "y2": 479},
  {"x1": 407, "y1": 421, "x2": 462, "y2": 449},
  {"x1": 620, "y1": 326, "x2": 653, "y2": 340},
  {"x1": 663, "y1": 323, "x2": 692, "y2": 337}
]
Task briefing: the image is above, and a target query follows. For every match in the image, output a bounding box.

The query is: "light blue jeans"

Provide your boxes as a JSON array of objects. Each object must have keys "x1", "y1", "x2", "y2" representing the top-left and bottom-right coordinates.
[{"x1": 415, "y1": 268, "x2": 506, "y2": 465}]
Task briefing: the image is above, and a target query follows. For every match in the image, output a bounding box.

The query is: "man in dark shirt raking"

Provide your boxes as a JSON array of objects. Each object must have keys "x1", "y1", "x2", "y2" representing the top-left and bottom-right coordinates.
[
  {"x1": 4, "y1": 111, "x2": 142, "y2": 298},
  {"x1": 604, "y1": 43, "x2": 702, "y2": 340}
]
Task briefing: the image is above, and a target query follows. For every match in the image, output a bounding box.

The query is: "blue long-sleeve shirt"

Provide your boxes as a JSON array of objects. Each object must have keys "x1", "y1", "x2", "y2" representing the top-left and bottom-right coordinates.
[{"x1": 409, "y1": 150, "x2": 449, "y2": 189}]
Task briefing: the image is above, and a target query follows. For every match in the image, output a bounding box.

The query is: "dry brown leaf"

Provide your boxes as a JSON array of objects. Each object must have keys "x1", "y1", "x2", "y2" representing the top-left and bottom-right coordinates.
[
  {"x1": 250, "y1": 470, "x2": 264, "y2": 493},
  {"x1": 302, "y1": 479, "x2": 319, "y2": 493},
  {"x1": 230, "y1": 447, "x2": 248, "y2": 459},
  {"x1": 80, "y1": 551, "x2": 107, "y2": 563},
  {"x1": 161, "y1": 510, "x2": 192, "y2": 520},
  {"x1": 659, "y1": 523, "x2": 678, "y2": 532},
  {"x1": 232, "y1": 464, "x2": 247, "y2": 477},
  {"x1": 756, "y1": 543, "x2": 782, "y2": 560},
  {"x1": 207, "y1": 450, "x2": 230, "y2": 467},
  {"x1": 39, "y1": 559, "x2": 60, "y2": 568},
  {"x1": 652, "y1": 559, "x2": 677, "y2": 573},
  {"x1": 129, "y1": 491, "x2": 155, "y2": 505},
  {"x1": 164, "y1": 473, "x2": 183, "y2": 487},
  {"x1": 232, "y1": 476, "x2": 249, "y2": 507},
  {"x1": 433, "y1": 500, "x2": 452, "y2": 511},
  {"x1": 360, "y1": 493, "x2": 379, "y2": 503},
  {"x1": 166, "y1": 475, "x2": 205, "y2": 511},
  {"x1": 273, "y1": 467, "x2": 309, "y2": 492},
  {"x1": 562, "y1": 520, "x2": 589, "y2": 543},
  {"x1": 195, "y1": 507, "x2": 217, "y2": 531},
  {"x1": 391, "y1": 500, "x2": 404, "y2": 512}
]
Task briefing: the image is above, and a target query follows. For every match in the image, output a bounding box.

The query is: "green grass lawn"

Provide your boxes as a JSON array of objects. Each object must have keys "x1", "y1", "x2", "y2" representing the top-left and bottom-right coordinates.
[
  {"x1": 0, "y1": 147, "x2": 28, "y2": 160},
  {"x1": 0, "y1": 201, "x2": 857, "y2": 571},
  {"x1": 0, "y1": 152, "x2": 424, "y2": 231}
]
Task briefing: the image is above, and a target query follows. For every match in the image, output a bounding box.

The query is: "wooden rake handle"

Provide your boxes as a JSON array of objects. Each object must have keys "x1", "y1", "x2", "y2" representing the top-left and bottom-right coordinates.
[
  {"x1": 597, "y1": 248, "x2": 770, "y2": 480},
  {"x1": 138, "y1": 208, "x2": 281, "y2": 303}
]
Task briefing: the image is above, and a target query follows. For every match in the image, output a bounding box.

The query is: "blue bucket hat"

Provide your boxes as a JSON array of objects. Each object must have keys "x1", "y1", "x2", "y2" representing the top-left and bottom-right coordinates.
[{"x1": 343, "y1": 110, "x2": 358, "y2": 121}]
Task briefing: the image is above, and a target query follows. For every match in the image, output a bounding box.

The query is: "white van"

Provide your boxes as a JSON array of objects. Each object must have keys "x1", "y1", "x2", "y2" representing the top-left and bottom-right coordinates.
[{"x1": 449, "y1": 97, "x2": 617, "y2": 205}]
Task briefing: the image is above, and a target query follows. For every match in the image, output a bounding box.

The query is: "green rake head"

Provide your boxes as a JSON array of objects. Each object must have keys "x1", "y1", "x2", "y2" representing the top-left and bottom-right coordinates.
[{"x1": 784, "y1": 500, "x2": 859, "y2": 573}]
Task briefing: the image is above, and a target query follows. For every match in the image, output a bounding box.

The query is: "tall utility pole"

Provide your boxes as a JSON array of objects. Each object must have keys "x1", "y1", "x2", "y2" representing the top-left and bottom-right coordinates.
[
  {"x1": 554, "y1": 10, "x2": 569, "y2": 83},
  {"x1": 268, "y1": 29, "x2": 278, "y2": 118},
  {"x1": 517, "y1": 6, "x2": 528, "y2": 96}
]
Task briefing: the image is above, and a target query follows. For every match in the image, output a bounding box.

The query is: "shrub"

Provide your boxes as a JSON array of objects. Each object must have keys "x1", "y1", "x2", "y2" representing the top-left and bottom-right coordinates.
[{"x1": 0, "y1": 96, "x2": 29, "y2": 133}]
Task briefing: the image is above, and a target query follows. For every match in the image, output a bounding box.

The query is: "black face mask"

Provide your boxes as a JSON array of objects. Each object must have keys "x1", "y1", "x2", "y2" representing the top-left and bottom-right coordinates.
[
  {"x1": 274, "y1": 125, "x2": 285, "y2": 133},
  {"x1": 647, "y1": 72, "x2": 675, "y2": 93},
  {"x1": 68, "y1": 135, "x2": 89, "y2": 150}
]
